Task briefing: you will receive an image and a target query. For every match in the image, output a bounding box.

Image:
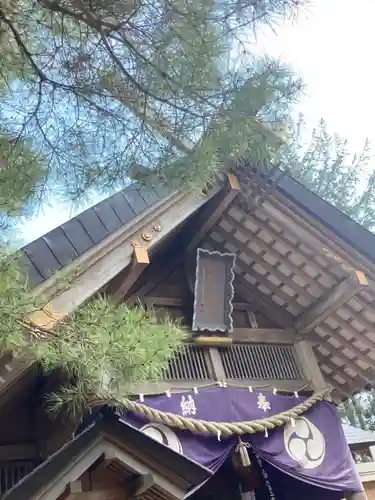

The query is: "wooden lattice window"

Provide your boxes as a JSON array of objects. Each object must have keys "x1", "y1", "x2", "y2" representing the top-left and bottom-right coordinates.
[
  {"x1": 164, "y1": 345, "x2": 210, "y2": 380},
  {"x1": 0, "y1": 460, "x2": 35, "y2": 495},
  {"x1": 219, "y1": 344, "x2": 302, "y2": 380}
]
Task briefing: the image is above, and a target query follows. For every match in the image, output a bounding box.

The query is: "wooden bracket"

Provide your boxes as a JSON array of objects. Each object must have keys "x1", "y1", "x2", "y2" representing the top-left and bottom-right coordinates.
[
  {"x1": 111, "y1": 245, "x2": 150, "y2": 303},
  {"x1": 132, "y1": 243, "x2": 150, "y2": 265},
  {"x1": 295, "y1": 270, "x2": 369, "y2": 335}
]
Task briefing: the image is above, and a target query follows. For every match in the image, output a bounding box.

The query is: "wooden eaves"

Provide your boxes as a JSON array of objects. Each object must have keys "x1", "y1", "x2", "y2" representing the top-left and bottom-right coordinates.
[
  {"x1": 2, "y1": 413, "x2": 211, "y2": 500},
  {"x1": 3, "y1": 167, "x2": 375, "y2": 402}
]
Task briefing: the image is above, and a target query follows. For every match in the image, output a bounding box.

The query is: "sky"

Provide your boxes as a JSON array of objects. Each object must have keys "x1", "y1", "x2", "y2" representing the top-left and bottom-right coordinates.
[{"x1": 19, "y1": 0, "x2": 375, "y2": 244}]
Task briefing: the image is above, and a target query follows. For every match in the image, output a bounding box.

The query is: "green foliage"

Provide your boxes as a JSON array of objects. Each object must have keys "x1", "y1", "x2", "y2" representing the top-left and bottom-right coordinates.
[
  {"x1": 340, "y1": 392, "x2": 375, "y2": 431},
  {"x1": 0, "y1": 250, "x2": 38, "y2": 350},
  {"x1": 284, "y1": 116, "x2": 375, "y2": 231},
  {"x1": 0, "y1": 251, "x2": 185, "y2": 418},
  {"x1": 0, "y1": 0, "x2": 306, "y2": 232},
  {"x1": 0, "y1": 130, "x2": 46, "y2": 244}
]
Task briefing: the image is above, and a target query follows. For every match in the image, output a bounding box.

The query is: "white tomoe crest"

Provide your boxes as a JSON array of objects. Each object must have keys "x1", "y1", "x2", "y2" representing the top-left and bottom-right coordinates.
[{"x1": 283, "y1": 417, "x2": 326, "y2": 469}]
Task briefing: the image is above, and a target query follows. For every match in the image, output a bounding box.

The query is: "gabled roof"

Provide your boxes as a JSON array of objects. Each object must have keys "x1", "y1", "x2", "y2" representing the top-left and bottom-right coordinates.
[
  {"x1": 277, "y1": 176, "x2": 375, "y2": 266},
  {"x1": 21, "y1": 182, "x2": 170, "y2": 287},
  {"x1": 3, "y1": 412, "x2": 211, "y2": 500},
  {"x1": 343, "y1": 424, "x2": 375, "y2": 446},
  {"x1": 6, "y1": 167, "x2": 375, "y2": 401}
]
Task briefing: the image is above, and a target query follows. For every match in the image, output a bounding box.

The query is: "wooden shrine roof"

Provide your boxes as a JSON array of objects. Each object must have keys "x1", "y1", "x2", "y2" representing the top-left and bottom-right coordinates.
[
  {"x1": 343, "y1": 424, "x2": 375, "y2": 446},
  {"x1": 4, "y1": 168, "x2": 375, "y2": 401},
  {"x1": 20, "y1": 182, "x2": 171, "y2": 287},
  {"x1": 3, "y1": 413, "x2": 211, "y2": 500},
  {"x1": 200, "y1": 179, "x2": 375, "y2": 399}
]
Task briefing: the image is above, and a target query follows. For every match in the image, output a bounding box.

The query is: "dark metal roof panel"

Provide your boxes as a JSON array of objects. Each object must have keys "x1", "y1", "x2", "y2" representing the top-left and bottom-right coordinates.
[
  {"x1": 22, "y1": 183, "x2": 166, "y2": 288},
  {"x1": 43, "y1": 227, "x2": 79, "y2": 267},
  {"x1": 277, "y1": 175, "x2": 375, "y2": 265},
  {"x1": 23, "y1": 238, "x2": 62, "y2": 280}
]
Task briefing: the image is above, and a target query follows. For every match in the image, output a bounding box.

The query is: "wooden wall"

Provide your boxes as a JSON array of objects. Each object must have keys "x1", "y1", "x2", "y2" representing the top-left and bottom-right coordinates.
[{"x1": 137, "y1": 262, "x2": 281, "y2": 331}]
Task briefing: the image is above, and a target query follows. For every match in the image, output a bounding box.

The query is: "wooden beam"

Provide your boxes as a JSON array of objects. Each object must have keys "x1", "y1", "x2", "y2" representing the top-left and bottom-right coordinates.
[
  {"x1": 294, "y1": 340, "x2": 327, "y2": 393},
  {"x1": 129, "y1": 473, "x2": 155, "y2": 498},
  {"x1": 28, "y1": 186, "x2": 220, "y2": 330},
  {"x1": 0, "y1": 443, "x2": 37, "y2": 461},
  {"x1": 143, "y1": 296, "x2": 253, "y2": 311},
  {"x1": 295, "y1": 271, "x2": 369, "y2": 335},
  {"x1": 67, "y1": 490, "x2": 125, "y2": 500},
  {"x1": 190, "y1": 328, "x2": 297, "y2": 345},
  {"x1": 128, "y1": 379, "x2": 310, "y2": 395},
  {"x1": 111, "y1": 246, "x2": 149, "y2": 303},
  {"x1": 184, "y1": 173, "x2": 241, "y2": 254}
]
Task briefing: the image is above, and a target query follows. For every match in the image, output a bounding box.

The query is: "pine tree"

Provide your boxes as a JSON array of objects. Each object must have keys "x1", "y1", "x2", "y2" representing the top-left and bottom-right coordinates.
[
  {"x1": 284, "y1": 115, "x2": 375, "y2": 230},
  {"x1": 283, "y1": 116, "x2": 375, "y2": 432},
  {"x1": 0, "y1": 0, "x2": 305, "y2": 240},
  {"x1": 0, "y1": 0, "x2": 307, "y2": 415}
]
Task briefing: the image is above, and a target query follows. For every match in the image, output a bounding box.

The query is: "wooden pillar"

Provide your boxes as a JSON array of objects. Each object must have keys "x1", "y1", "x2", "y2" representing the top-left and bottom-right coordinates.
[
  {"x1": 207, "y1": 347, "x2": 226, "y2": 383},
  {"x1": 345, "y1": 492, "x2": 368, "y2": 500},
  {"x1": 294, "y1": 340, "x2": 327, "y2": 393}
]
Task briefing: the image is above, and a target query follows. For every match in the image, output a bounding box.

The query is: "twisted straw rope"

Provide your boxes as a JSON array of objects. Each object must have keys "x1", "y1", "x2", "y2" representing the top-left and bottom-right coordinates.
[{"x1": 104, "y1": 387, "x2": 331, "y2": 437}]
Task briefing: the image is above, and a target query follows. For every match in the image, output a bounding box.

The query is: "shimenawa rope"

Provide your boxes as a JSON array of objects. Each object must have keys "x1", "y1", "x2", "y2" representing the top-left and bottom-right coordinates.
[{"x1": 101, "y1": 386, "x2": 331, "y2": 437}]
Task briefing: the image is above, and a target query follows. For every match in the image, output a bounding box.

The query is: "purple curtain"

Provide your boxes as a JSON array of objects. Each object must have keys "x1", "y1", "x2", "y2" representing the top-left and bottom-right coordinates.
[{"x1": 120, "y1": 386, "x2": 363, "y2": 497}]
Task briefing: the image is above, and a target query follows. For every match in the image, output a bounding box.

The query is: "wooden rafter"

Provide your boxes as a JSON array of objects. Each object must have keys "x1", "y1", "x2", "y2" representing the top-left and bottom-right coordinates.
[
  {"x1": 271, "y1": 189, "x2": 375, "y2": 283},
  {"x1": 227, "y1": 202, "x2": 375, "y2": 359},
  {"x1": 263, "y1": 198, "x2": 349, "y2": 275},
  {"x1": 329, "y1": 311, "x2": 375, "y2": 351},
  {"x1": 213, "y1": 225, "x2": 309, "y2": 302},
  {"x1": 313, "y1": 349, "x2": 357, "y2": 395},
  {"x1": 111, "y1": 245, "x2": 150, "y2": 304},
  {"x1": 142, "y1": 296, "x2": 253, "y2": 311},
  {"x1": 206, "y1": 236, "x2": 300, "y2": 321},
  {"x1": 204, "y1": 238, "x2": 294, "y2": 328},
  {"x1": 315, "y1": 325, "x2": 375, "y2": 369},
  {"x1": 315, "y1": 343, "x2": 375, "y2": 385},
  {"x1": 205, "y1": 237, "x2": 375, "y2": 394},
  {"x1": 295, "y1": 271, "x2": 369, "y2": 335},
  {"x1": 224, "y1": 208, "x2": 325, "y2": 290}
]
